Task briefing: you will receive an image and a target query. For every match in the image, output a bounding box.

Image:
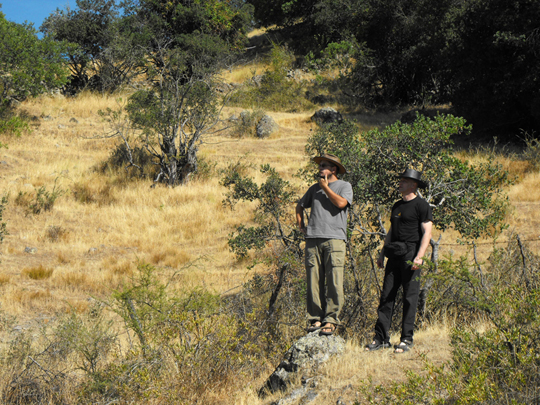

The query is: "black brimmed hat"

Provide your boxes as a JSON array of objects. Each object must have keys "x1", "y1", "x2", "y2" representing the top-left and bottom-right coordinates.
[
  {"x1": 398, "y1": 168, "x2": 427, "y2": 189},
  {"x1": 313, "y1": 154, "x2": 347, "y2": 174}
]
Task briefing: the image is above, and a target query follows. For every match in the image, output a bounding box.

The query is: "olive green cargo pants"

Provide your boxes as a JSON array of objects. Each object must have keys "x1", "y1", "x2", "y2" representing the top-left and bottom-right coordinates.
[{"x1": 305, "y1": 238, "x2": 345, "y2": 326}]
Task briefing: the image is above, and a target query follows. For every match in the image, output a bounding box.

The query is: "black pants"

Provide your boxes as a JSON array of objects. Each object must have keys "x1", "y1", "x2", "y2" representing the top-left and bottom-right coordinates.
[{"x1": 374, "y1": 249, "x2": 421, "y2": 344}]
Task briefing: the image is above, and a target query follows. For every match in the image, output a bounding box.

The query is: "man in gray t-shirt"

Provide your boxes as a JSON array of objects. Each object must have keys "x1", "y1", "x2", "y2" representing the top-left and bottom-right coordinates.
[{"x1": 296, "y1": 154, "x2": 353, "y2": 335}]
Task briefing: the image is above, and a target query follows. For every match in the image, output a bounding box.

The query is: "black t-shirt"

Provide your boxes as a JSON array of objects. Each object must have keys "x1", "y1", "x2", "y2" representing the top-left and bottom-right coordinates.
[{"x1": 390, "y1": 196, "x2": 433, "y2": 243}]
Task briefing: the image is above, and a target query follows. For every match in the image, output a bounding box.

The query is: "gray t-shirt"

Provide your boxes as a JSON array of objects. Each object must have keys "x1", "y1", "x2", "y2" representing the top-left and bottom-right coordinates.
[{"x1": 298, "y1": 180, "x2": 353, "y2": 241}]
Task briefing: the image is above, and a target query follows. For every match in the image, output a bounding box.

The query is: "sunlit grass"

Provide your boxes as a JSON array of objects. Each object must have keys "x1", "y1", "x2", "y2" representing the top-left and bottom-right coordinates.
[
  {"x1": 0, "y1": 83, "x2": 539, "y2": 405},
  {"x1": 1, "y1": 91, "x2": 538, "y2": 321}
]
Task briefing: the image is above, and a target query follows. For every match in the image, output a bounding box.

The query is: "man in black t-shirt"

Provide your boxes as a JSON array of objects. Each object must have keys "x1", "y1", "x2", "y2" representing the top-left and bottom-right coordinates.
[{"x1": 365, "y1": 169, "x2": 433, "y2": 353}]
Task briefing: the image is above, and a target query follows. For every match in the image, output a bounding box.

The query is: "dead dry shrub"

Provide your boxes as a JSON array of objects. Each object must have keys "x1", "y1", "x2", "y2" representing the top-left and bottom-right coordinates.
[
  {"x1": 2, "y1": 366, "x2": 69, "y2": 405},
  {"x1": 521, "y1": 131, "x2": 540, "y2": 171},
  {"x1": 1, "y1": 334, "x2": 73, "y2": 405},
  {"x1": 45, "y1": 226, "x2": 68, "y2": 243},
  {"x1": 56, "y1": 252, "x2": 70, "y2": 264},
  {"x1": 71, "y1": 181, "x2": 116, "y2": 206},
  {"x1": 21, "y1": 266, "x2": 54, "y2": 280},
  {"x1": 98, "y1": 142, "x2": 158, "y2": 181},
  {"x1": 78, "y1": 263, "x2": 270, "y2": 403}
]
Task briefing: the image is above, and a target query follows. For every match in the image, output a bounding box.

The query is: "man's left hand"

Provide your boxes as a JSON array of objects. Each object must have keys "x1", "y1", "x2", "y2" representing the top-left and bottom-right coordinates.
[{"x1": 412, "y1": 257, "x2": 423, "y2": 270}]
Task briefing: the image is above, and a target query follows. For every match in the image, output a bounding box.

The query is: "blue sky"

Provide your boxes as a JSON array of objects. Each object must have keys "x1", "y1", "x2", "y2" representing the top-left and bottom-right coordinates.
[{"x1": 1, "y1": 0, "x2": 72, "y2": 28}]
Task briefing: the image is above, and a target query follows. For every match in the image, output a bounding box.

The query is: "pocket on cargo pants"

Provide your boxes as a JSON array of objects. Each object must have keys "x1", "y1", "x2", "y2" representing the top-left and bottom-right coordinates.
[{"x1": 324, "y1": 239, "x2": 345, "y2": 324}]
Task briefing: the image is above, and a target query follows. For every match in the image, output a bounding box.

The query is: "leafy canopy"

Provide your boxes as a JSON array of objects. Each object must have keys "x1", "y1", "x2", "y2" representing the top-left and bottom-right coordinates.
[
  {"x1": 306, "y1": 114, "x2": 510, "y2": 248},
  {"x1": 0, "y1": 11, "x2": 68, "y2": 106}
]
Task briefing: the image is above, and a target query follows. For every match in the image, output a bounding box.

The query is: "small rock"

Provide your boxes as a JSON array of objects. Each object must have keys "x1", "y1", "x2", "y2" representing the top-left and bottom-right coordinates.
[
  {"x1": 239, "y1": 110, "x2": 250, "y2": 124},
  {"x1": 69, "y1": 118, "x2": 79, "y2": 123},
  {"x1": 58, "y1": 124, "x2": 67, "y2": 129},
  {"x1": 24, "y1": 247, "x2": 37, "y2": 254},
  {"x1": 88, "y1": 247, "x2": 98, "y2": 254}
]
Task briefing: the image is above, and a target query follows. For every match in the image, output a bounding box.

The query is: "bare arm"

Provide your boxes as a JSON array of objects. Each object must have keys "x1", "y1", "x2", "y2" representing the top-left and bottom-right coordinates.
[
  {"x1": 296, "y1": 203, "x2": 306, "y2": 234},
  {"x1": 412, "y1": 221, "x2": 432, "y2": 270},
  {"x1": 319, "y1": 175, "x2": 348, "y2": 209}
]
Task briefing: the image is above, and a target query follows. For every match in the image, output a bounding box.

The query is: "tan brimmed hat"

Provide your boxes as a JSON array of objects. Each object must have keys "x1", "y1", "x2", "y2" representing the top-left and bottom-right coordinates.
[{"x1": 313, "y1": 153, "x2": 347, "y2": 174}]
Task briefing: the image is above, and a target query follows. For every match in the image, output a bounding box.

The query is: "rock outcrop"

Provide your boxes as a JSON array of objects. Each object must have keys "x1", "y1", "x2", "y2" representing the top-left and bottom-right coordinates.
[
  {"x1": 311, "y1": 107, "x2": 343, "y2": 124},
  {"x1": 256, "y1": 115, "x2": 279, "y2": 138},
  {"x1": 260, "y1": 331, "x2": 346, "y2": 401}
]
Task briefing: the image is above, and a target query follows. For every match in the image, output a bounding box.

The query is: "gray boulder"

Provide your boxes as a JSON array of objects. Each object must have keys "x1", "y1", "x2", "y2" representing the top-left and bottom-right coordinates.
[
  {"x1": 311, "y1": 107, "x2": 343, "y2": 124},
  {"x1": 239, "y1": 110, "x2": 251, "y2": 125},
  {"x1": 260, "y1": 332, "x2": 346, "y2": 397},
  {"x1": 256, "y1": 115, "x2": 279, "y2": 138}
]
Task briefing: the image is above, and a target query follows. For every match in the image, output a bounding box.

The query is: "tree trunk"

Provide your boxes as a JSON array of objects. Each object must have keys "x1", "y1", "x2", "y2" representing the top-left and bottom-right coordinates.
[
  {"x1": 168, "y1": 158, "x2": 179, "y2": 186},
  {"x1": 179, "y1": 149, "x2": 198, "y2": 184},
  {"x1": 268, "y1": 263, "x2": 289, "y2": 318}
]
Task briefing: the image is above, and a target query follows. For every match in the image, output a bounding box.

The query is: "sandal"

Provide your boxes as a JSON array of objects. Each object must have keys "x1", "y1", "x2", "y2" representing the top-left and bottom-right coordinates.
[
  {"x1": 394, "y1": 340, "x2": 414, "y2": 353},
  {"x1": 320, "y1": 323, "x2": 336, "y2": 336},
  {"x1": 365, "y1": 340, "x2": 391, "y2": 351},
  {"x1": 307, "y1": 321, "x2": 322, "y2": 333}
]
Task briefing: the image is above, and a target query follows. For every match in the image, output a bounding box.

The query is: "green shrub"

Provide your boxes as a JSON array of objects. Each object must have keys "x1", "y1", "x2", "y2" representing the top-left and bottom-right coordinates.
[
  {"x1": 0, "y1": 116, "x2": 28, "y2": 137},
  {"x1": 0, "y1": 109, "x2": 29, "y2": 137},
  {"x1": 81, "y1": 262, "x2": 267, "y2": 402},
  {"x1": 0, "y1": 262, "x2": 276, "y2": 404},
  {"x1": 15, "y1": 181, "x2": 63, "y2": 215}
]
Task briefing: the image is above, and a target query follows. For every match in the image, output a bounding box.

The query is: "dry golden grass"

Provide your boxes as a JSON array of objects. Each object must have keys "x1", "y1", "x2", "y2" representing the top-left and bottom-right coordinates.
[
  {"x1": 1, "y1": 89, "x2": 539, "y2": 404},
  {"x1": 2, "y1": 91, "x2": 538, "y2": 301},
  {"x1": 221, "y1": 60, "x2": 268, "y2": 84},
  {"x1": 0, "y1": 92, "x2": 317, "y2": 322}
]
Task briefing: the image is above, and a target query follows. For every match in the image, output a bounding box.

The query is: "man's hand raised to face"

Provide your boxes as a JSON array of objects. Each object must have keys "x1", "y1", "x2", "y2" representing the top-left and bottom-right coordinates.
[{"x1": 319, "y1": 173, "x2": 329, "y2": 189}]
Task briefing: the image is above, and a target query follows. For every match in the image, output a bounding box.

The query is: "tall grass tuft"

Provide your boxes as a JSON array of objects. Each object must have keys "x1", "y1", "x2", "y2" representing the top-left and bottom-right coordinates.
[{"x1": 22, "y1": 265, "x2": 54, "y2": 280}]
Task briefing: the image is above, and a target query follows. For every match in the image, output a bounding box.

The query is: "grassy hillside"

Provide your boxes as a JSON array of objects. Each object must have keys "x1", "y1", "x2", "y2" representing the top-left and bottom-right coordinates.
[{"x1": 1, "y1": 35, "x2": 540, "y2": 404}]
